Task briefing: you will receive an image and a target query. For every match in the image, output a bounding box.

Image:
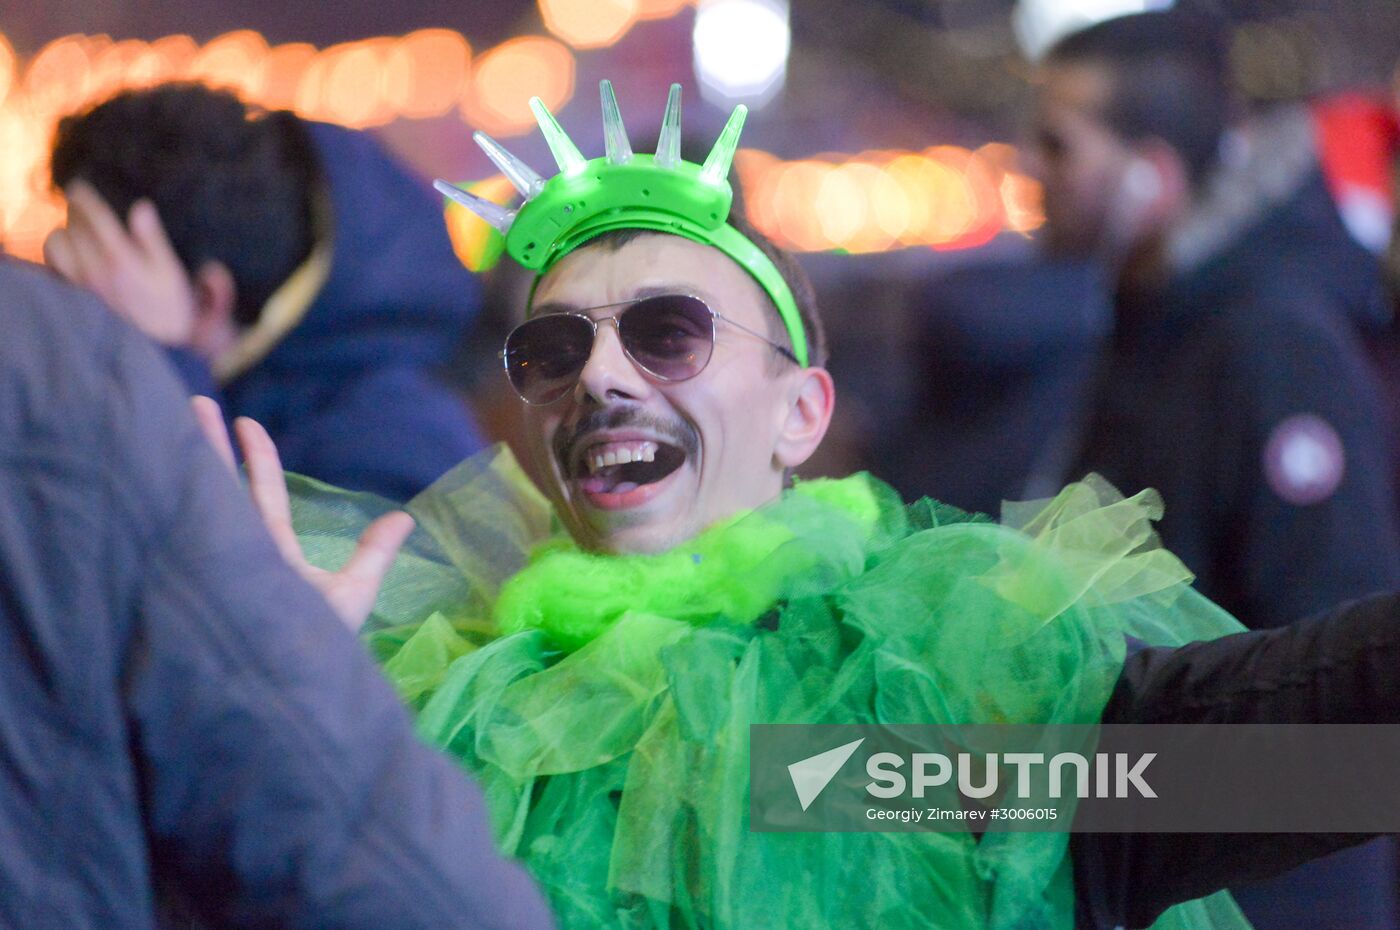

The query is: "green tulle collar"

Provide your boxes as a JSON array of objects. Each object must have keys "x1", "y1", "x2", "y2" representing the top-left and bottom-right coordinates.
[{"x1": 490, "y1": 473, "x2": 893, "y2": 650}]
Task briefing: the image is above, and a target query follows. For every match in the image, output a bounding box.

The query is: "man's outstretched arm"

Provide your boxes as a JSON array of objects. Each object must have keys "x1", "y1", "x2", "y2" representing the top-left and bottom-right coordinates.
[{"x1": 1074, "y1": 594, "x2": 1400, "y2": 928}]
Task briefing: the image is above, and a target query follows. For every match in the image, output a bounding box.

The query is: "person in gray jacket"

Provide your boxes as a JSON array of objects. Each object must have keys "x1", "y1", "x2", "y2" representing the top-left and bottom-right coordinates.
[{"x1": 0, "y1": 255, "x2": 554, "y2": 929}]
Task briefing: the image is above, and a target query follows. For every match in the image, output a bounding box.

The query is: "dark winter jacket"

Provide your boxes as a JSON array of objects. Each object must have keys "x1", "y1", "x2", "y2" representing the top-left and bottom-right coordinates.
[
  {"x1": 1068, "y1": 107, "x2": 1400, "y2": 930},
  {"x1": 1072, "y1": 108, "x2": 1400, "y2": 631}
]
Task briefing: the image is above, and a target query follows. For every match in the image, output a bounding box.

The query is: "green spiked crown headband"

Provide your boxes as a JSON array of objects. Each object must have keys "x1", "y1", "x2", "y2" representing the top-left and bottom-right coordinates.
[{"x1": 434, "y1": 80, "x2": 809, "y2": 367}]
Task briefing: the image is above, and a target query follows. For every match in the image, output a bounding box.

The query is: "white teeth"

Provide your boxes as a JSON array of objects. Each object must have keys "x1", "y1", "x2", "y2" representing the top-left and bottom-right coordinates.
[{"x1": 583, "y1": 440, "x2": 660, "y2": 475}]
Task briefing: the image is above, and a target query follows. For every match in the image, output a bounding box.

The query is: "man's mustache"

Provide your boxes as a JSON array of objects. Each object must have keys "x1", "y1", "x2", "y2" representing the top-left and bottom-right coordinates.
[{"x1": 555, "y1": 406, "x2": 700, "y2": 474}]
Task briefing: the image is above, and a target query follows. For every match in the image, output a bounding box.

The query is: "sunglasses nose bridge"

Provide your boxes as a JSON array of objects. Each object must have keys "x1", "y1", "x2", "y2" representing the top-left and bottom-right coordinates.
[{"x1": 574, "y1": 313, "x2": 651, "y2": 403}]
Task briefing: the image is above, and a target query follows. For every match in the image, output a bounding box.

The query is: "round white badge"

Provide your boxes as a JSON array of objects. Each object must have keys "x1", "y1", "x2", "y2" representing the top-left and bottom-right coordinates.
[{"x1": 1262, "y1": 414, "x2": 1345, "y2": 506}]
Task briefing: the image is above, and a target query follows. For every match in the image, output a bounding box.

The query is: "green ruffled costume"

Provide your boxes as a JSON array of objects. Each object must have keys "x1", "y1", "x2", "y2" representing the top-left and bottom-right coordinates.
[{"x1": 289, "y1": 445, "x2": 1253, "y2": 930}]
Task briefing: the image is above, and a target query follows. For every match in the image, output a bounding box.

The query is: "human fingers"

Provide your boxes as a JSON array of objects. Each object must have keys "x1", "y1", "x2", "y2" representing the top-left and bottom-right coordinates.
[
  {"x1": 42, "y1": 228, "x2": 80, "y2": 281},
  {"x1": 190, "y1": 396, "x2": 238, "y2": 477},
  {"x1": 128, "y1": 199, "x2": 183, "y2": 272},
  {"x1": 53, "y1": 204, "x2": 115, "y2": 293},
  {"x1": 64, "y1": 180, "x2": 138, "y2": 265},
  {"x1": 344, "y1": 511, "x2": 415, "y2": 586},
  {"x1": 233, "y1": 416, "x2": 305, "y2": 567},
  {"x1": 334, "y1": 511, "x2": 416, "y2": 630}
]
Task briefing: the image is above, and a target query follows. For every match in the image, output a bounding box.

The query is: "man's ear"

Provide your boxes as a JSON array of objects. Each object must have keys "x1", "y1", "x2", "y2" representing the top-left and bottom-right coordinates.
[
  {"x1": 1130, "y1": 140, "x2": 1189, "y2": 216},
  {"x1": 189, "y1": 260, "x2": 240, "y2": 359},
  {"x1": 774, "y1": 366, "x2": 836, "y2": 470}
]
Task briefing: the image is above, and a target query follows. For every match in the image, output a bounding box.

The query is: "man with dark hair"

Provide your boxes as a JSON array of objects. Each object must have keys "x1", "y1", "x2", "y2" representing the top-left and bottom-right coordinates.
[
  {"x1": 0, "y1": 255, "x2": 554, "y2": 929},
  {"x1": 1031, "y1": 9, "x2": 1400, "y2": 929},
  {"x1": 1036, "y1": 9, "x2": 1234, "y2": 259},
  {"x1": 46, "y1": 82, "x2": 487, "y2": 501},
  {"x1": 49, "y1": 85, "x2": 319, "y2": 332}
]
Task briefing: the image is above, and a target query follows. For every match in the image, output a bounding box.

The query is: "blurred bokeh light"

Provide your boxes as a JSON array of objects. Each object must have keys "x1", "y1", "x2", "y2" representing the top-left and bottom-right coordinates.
[
  {"x1": 540, "y1": 0, "x2": 639, "y2": 49},
  {"x1": 735, "y1": 144, "x2": 1040, "y2": 253},
  {"x1": 693, "y1": 0, "x2": 789, "y2": 108},
  {"x1": 0, "y1": 20, "x2": 598, "y2": 260},
  {"x1": 0, "y1": 7, "x2": 1047, "y2": 262},
  {"x1": 1013, "y1": 0, "x2": 1174, "y2": 60},
  {"x1": 461, "y1": 36, "x2": 574, "y2": 137}
]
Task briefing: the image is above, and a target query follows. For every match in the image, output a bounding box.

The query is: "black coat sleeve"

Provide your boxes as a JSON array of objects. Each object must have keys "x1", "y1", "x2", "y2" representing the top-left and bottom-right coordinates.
[
  {"x1": 1210, "y1": 296, "x2": 1400, "y2": 627},
  {"x1": 1073, "y1": 593, "x2": 1400, "y2": 928}
]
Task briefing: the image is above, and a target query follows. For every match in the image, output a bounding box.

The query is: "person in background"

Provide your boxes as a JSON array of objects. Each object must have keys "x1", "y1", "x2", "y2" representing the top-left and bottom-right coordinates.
[
  {"x1": 45, "y1": 83, "x2": 486, "y2": 501},
  {"x1": 0, "y1": 255, "x2": 554, "y2": 930},
  {"x1": 874, "y1": 256, "x2": 1111, "y2": 515},
  {"x1": 1311, "y1": 84, "x2": 1400, "y2": 515},
  {"x1": 1029, "y1": 9, "x2": 1400, "y2": 928}
]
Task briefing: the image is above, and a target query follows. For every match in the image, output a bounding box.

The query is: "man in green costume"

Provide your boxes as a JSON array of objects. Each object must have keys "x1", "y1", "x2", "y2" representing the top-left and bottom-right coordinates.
[{"x1": 194, "y1": 82, "x2": 1397, "y2": 930}]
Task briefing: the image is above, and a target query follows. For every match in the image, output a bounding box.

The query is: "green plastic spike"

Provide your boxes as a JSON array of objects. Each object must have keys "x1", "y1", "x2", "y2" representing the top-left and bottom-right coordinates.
[
  {"x1": 700, "y1": 105, "x2": 748, "y2": 187},
  {"x1": 600, "y1": 80, "x2": 633, "y2": 165},
  {"x1": 459, "y1": 77, "x2": 809, "y2": 366},
  {"x1": 474, "y1": 131, "x2": 545, "y2": 199},
  {"x1": 433, "y1": 179, "x2": 516, "y2": 234},
  {"x1": 529, "y1": 97, "x2": 586, "y2": 174},
  {"x1": 655, "y1": 83, "x2": 683, "y2": 169}
]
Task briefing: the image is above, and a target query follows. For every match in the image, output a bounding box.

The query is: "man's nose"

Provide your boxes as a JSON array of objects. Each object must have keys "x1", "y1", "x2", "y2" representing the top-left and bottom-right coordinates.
[{"x1": 575, "y1": 320, "x2": 651, "y2": 405}]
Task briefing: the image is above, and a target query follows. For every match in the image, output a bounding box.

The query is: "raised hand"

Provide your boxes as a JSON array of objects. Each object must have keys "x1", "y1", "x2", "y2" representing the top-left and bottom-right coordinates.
[
  {"x1": 191, "y1": 396, "x2": 414, "y2": 631},
  {"x1": 45, "y1": 180, "x2": 197, "y2": 346}
]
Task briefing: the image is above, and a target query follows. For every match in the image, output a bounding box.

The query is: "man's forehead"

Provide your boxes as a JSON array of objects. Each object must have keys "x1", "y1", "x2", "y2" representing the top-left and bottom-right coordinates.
[
  {"x1": 530, "y1": 233, "x2": 767, "y2": 319},
  {"x1": 530, "y1": 284, "x2": 710, "y2": 317}
]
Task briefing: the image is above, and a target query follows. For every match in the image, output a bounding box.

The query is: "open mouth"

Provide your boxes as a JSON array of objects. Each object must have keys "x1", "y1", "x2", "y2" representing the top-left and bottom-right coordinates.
[{"x1": 574, "y1": 439, "x2": 686, "y2": 498}]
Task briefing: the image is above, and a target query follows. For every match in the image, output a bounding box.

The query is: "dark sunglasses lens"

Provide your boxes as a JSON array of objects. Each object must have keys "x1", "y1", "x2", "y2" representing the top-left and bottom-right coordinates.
[
  {"x1": 504, "y1": 315, "x2": 594, "y2": 403},
  {"x1": 619, "y1": 295, "x2": 715, "y2": 381}
]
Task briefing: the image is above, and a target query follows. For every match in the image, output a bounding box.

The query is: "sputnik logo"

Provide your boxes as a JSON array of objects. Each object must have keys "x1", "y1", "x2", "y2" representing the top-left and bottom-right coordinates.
[{"x1": 787, "y1": 738, "x2": 865, "y2": 811}]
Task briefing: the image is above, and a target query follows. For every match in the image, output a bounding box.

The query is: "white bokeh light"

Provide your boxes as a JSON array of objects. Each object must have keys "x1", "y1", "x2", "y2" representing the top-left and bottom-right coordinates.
[
  {"x1": 1013, "y1": 0, "x2": 1175, "y2": 61},
  {"x1": 693, "y1": 0, "x2": 790, "y2": 108}
]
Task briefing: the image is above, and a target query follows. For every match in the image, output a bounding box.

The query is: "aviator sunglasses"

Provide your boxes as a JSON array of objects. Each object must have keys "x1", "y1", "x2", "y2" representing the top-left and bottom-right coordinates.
[{"x1": 502, "y1": 293, "x2": 800, "y2": 405}]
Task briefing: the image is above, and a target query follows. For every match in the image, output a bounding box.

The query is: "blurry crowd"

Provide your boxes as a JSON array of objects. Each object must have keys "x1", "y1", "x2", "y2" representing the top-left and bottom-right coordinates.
[{"x1": 6, "y1": 5, "x2": 1400, "y2": 929}]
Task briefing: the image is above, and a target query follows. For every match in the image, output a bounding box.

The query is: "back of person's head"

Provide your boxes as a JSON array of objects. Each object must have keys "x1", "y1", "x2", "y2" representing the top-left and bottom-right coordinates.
[
  {"x1": 1044, "y1": 9, "x2": 1233, "y2": 184},
  {"x1": 51, "y1": 83, "x2": 319, "y2": 327}
]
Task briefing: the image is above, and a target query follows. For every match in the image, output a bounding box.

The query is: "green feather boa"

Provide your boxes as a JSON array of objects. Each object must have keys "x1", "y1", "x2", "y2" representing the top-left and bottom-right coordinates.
[{"x1": 492, "y1": 474, "x2": 887, "y2": 650}]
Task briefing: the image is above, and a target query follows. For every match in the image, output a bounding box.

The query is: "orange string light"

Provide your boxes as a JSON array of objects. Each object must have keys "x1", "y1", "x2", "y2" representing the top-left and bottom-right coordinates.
[
  {"x1": 386, "y1": 29, "x2": 472, "y2": 120},
  {"x1": 0, "y1": 9, "x2": 1039, "y2": 262},
  {"x1": 0, "y1": 33, "x2": 15, "y2": 108},
  {"x1": 739, "y1": 146, "x2": 1042, "y2": 254},
  {"x1": 0, "y1": 20, "x2": 592, "y2": 260},
  {"x1": 539, "y1": 0, "x2": 640, "y2": 49},
  {"x1": 460, "y1": 36, "x2": 574, "y2": 137},
  {"x1": 634, "y1": 0, "x2": 695, "y2": 20}
]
